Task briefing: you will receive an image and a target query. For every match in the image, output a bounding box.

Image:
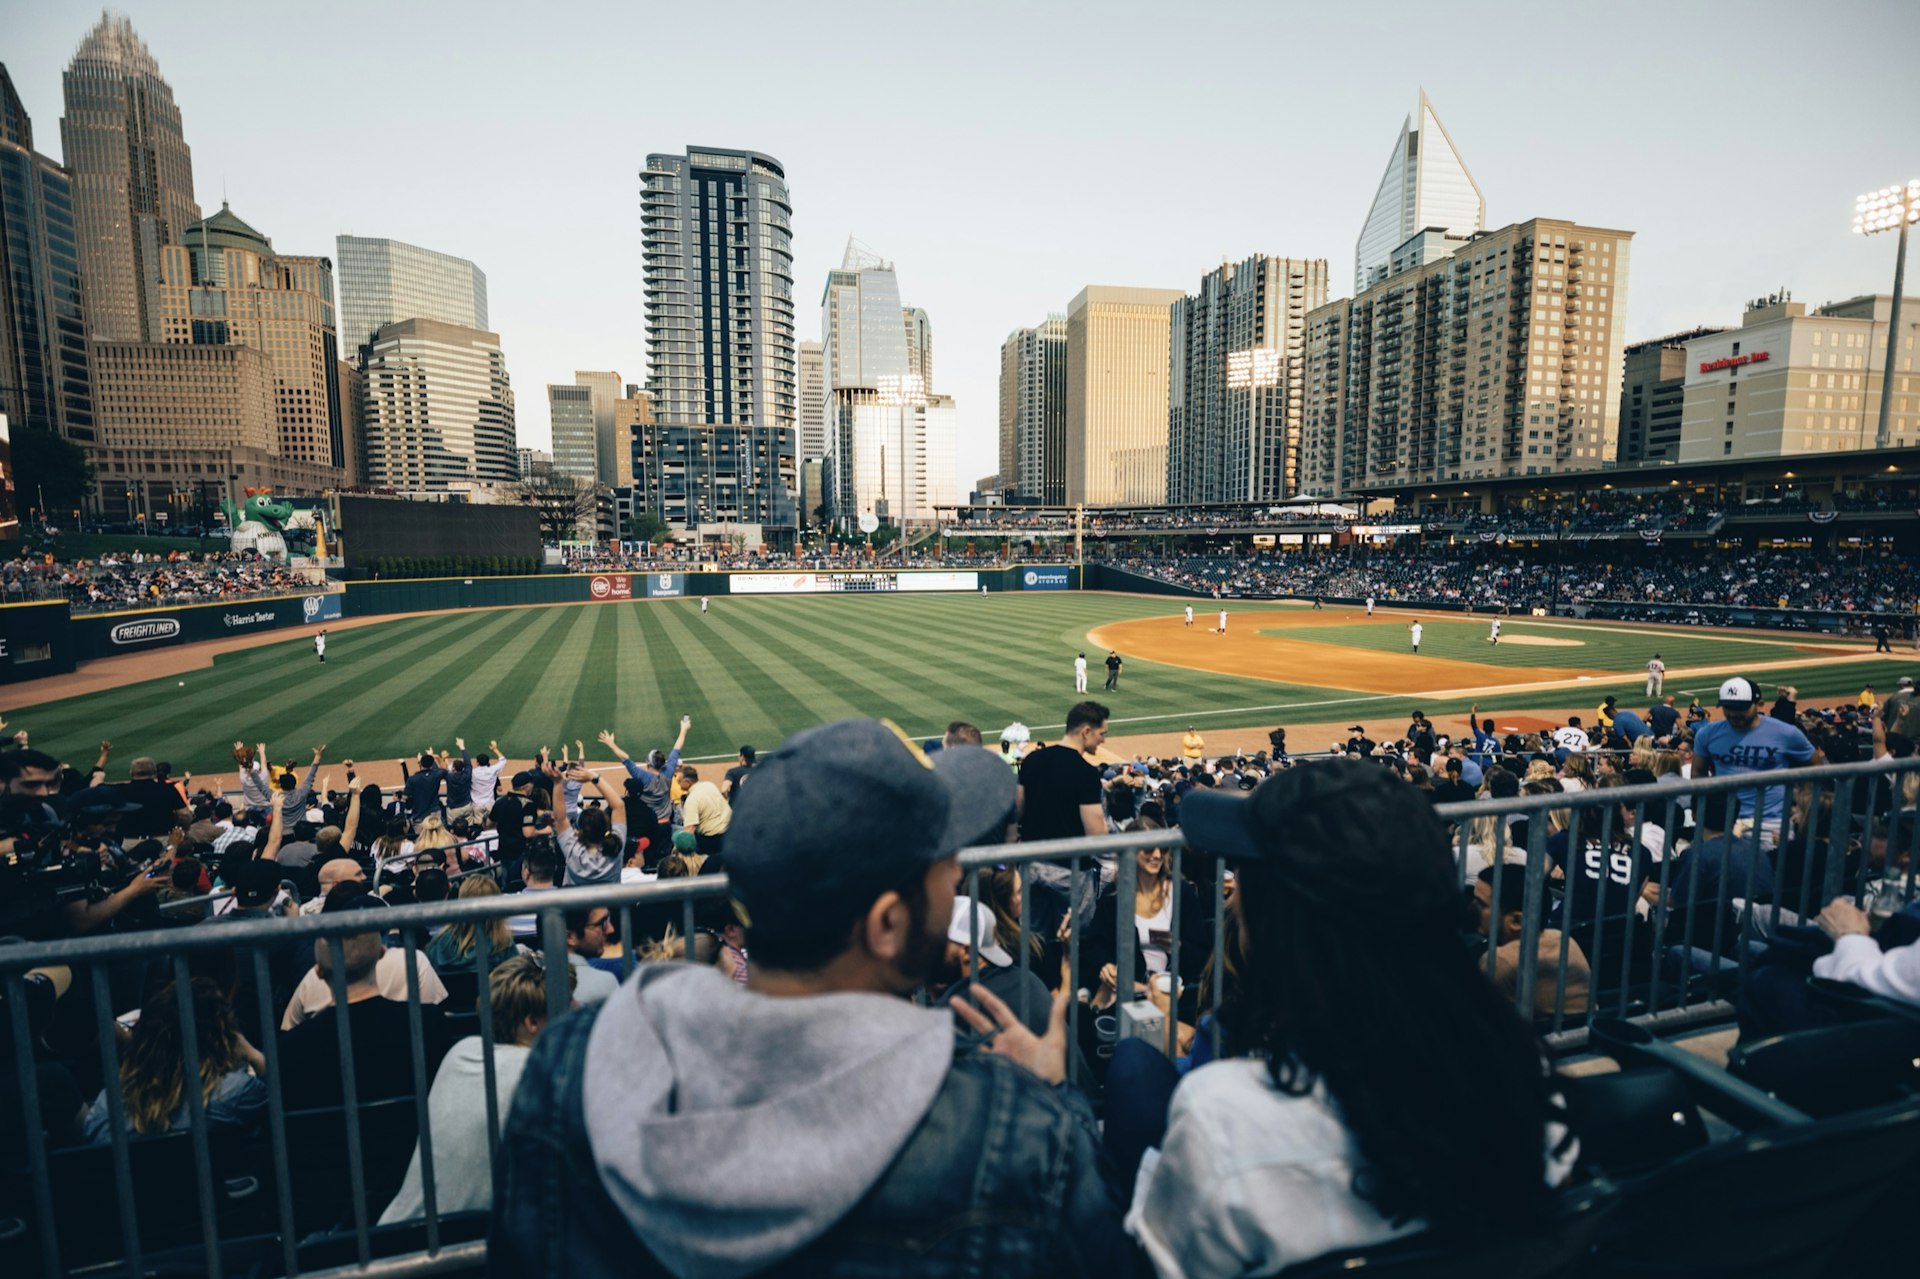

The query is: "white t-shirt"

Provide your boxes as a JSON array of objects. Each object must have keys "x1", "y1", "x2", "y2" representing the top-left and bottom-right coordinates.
[
  {"x1": 281, "y1": 949, "x2": 448, "y2": 1030},
  {"x1": 465, "y1": 760, "x2": 505, "y2": 811},
  {"x1": 1136, "y1": 893, "x2": 1174, "y2": 974}
]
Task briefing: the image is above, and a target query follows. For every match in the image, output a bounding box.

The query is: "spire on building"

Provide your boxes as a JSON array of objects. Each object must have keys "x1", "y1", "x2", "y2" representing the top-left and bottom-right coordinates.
[{"x1": 1353, "y1": 90, "x2": 1484, "y2": 294}]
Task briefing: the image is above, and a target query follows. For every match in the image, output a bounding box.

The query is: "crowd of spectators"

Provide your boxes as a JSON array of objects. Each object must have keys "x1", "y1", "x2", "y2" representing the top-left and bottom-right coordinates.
[
  {"x1": 1122, "y1": 544, "x2": 1920, "y2": 620},
  {"x1": 2, "y1": 676, "x2": 1917, "y2": 1275},
  {"x1": 0, "y1": 548, "x2": 316, "y2": 615}
]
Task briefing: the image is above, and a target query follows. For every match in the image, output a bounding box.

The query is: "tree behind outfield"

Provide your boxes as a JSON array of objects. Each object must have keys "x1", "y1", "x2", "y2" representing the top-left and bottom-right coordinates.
[
  {"x1": 508, "y1": 463, "x2": 598, "y2": 543},
  {"x1": 10, "y1": 428, "x2": 94, "y2": 519}
]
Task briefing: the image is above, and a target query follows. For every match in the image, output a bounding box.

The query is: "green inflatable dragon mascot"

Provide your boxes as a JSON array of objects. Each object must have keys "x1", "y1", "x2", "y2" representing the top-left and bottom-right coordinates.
[{"x1": 219, "y1": 491, "x2": 295, "y2": 558}]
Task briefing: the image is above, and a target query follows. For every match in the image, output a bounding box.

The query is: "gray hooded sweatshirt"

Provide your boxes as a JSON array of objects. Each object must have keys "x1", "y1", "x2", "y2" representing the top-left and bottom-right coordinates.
[{"x1": 582, "y1": 963, "x2": 955, "y2": 1279}]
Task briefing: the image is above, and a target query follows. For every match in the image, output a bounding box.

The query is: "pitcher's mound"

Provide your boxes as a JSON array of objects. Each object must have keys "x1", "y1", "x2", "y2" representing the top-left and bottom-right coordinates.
[{"x1": 1497, "y1": 635, "x2": 1585, "y2": 648}]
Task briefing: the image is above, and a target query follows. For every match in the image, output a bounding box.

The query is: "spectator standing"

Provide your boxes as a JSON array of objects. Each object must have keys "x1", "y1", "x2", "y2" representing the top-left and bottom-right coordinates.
[
  {"x1": 1181, "y1": 727, "x2": 1205, "y2": 762},
  {"x1": 678, "y1": 766, "x2": 731, "y2": 856},
  {"x1": 234, "y1": 741, "x2": 273, "y2": 820},
  {"x1": 1692, "y1": 676, "x2": 1817, "y2": 845},
  {"x1": 492, "y1": 720, "x2": 1126, "y2": 1277},
  {"x1": 722, "y1": 746, "x2": 757, "y2": 799},
  {"x1": 466, "y1": 741, "x2": 506, "y2": 817},
  {"x1": 401, "y1": 750, "x2": 448, "y2": 824},
  {"x1": 277, "y1": 745, "x2": 325, "y2": 826},
  {"x1": 601, "y1": 720, "x2": 689, "y2": 856},
  {"x1": 543, "y1": 762, "x2": 626, "y2": 886},
  {"x1": 1648, "y1": 695, "x2": 1681, "y2": 742},
  {"x1": 444, "y1": 741, "x2": 475, "y2": 819}
]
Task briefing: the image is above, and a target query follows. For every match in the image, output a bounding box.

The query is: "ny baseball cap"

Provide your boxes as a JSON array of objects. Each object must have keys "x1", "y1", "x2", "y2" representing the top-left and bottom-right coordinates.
[
  {"x1": 1717, "y1": 677, "x2": 1760, "y2": 707},
  {"x1": 725, "y1": 720, "x2": 1015, "y2": 942},
  {"x1": 947, "y1": 896, "x2": 1012, "y2": 968}
]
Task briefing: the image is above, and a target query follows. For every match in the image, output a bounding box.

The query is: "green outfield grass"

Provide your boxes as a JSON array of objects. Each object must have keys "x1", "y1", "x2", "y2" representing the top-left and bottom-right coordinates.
[{"x1": 13, "y1": 593, "x2": 1915, "y2": 774}]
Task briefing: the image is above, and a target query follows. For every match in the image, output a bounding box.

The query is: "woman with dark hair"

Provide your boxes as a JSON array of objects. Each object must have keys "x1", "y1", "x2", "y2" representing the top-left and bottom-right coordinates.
[
  {"x1": 1128, "y1": 760, "x2": 1576, "y2": 1275},
  {"x1": 83, "y1": 977, "x2": 265, "y2": 1141}
]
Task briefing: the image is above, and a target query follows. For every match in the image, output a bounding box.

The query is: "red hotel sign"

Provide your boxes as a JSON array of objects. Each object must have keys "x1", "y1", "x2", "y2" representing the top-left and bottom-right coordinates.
[
  {"x1": 588, "y1": 574, "x2": 632, "y2": 601},
  {"x1": 1699, "y1": 351, "x2": 1769, "y2": 373}
]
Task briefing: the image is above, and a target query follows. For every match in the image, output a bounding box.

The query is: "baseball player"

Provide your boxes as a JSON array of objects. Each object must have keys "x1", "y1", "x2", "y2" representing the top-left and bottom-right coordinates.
[
  {"x1": 1410, "y1": 621, "x2": 1423, "y2": 653},
  {"x1": 1646, "y1": 653, "x2": 1665, "y2": 698}
]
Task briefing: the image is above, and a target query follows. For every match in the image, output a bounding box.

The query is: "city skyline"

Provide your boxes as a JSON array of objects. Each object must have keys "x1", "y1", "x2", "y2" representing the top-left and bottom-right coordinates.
[{"x1": 7, "y1": 1, "x2": 1918, "y2": 490}]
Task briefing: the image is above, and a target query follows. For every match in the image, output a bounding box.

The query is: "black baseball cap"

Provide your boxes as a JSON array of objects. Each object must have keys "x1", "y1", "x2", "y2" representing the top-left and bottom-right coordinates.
[
  {"x1": 64, "y1": 786, "x2": 143, "y2": 820},
  {"x1": 232, "y1": 860, "x2": 283, "y2": 908},
  {"x1": 724, "y1": 720, "x2": 1015, "y2": 942}
]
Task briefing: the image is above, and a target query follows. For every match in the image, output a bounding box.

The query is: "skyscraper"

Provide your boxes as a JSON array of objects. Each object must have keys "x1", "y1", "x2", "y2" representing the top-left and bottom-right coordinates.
[
  {"x1": 1354, "y1": 91, "x2": 1483, "y2": 294},
  {"x1": 334, "y1": 235, "x2": 488, "y2": 357},
  {"x1": 1065, "y1": 285, "x2": 1184, "y2": 506},
  {"x1": 1304, "y1": 218, "x2": 1633, "y2": 494},
  {"x1": 359, "y1": 318, "x2": 517, "y2": 489},
  {"x1": 821, "y1": 240, "x2": 910, "y2": 395},
  {"x1": 828, "y1": 386, "x2": 959, "y2": 526},
  {"x1": 154, "y1": 204, "x2": 345, "y2": 470},
  {"x1": 904, "y1": 306, "x2": 933, "y2": 390},
  {"x1": 999, "y1": 318, "x2": 1066, "y2": 505},
  {"x1": 1168, "y1": 256, "x2": 1328, "y2": 505},
  {"x1": 0, "y1": 65, "x2": 95, "y2": 444},
  {"x1": 548, "y1": 383, "x2": 598, "y2": 482},
  {"x1": 573, "y1": 369, "x2": 623, "y2": 484},
  {"x1": 639, "y1": 147, "x2": 795, "y2": 432},
  {"x1": 60, "y1": 14, "x2": 199, "y2": 344},
  {"x1": 797, "y1": 339, "x2": 826, "y2": 460}
]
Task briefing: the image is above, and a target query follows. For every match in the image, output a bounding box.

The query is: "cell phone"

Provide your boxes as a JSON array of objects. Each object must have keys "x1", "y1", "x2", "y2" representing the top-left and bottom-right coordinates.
[{"x1": 681, "y1": 716, "x2": 691, "y2": 727}]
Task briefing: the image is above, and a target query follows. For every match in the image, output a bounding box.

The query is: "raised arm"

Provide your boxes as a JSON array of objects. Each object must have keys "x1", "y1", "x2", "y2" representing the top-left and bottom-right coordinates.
[
  {"x1": 542, "y1": 762, "x2": 570, "y2": 834},
  {"x1": 343, "y1": 776, "x2": 365, "y2": 846},
  {"x1": 258, "y1": 804, "x2": 286, "y2": 862}
]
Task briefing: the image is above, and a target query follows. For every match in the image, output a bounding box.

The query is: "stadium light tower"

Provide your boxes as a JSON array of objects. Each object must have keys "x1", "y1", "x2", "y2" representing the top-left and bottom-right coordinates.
[{"x1": 1853, "y1": 179, "x2": 1920, "y2": 450}]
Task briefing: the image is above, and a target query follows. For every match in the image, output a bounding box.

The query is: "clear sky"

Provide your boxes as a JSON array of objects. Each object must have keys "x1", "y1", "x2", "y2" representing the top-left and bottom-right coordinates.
[{"x1": 10, "y1": 1, "x2": 1920, "y2": 485}]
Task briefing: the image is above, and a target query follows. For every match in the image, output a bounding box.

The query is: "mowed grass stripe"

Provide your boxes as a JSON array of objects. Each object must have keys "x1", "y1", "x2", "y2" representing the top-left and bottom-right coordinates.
[
  {"x1": 652, "y1": 599, "x2": 870, "y2": 749},
  {"x1": 500, "y1": 604, "x2": 605, "y2": 752},
  {"x1": 631, "y1": 601, "x2": 738, "y2": 756},
  {"x1": 699, "y1": 598, "x2": 932, "y2": 728},
  {"x1": 681, "y1": 600, "x2": 883, "y2": 730}
]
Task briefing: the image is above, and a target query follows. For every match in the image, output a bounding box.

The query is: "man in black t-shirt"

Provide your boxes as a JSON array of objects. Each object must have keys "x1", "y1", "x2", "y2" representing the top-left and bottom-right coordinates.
[
  {"x1": 1104, "y1": 651, "x2": 1122, "y2": 691},
  {"x1": 490, "y1": 770, "x2": 538, "y2": 885},
  {"x1": 277, "y1": 926, "x2": 452, "y2": 1106},
  {"x1": 1017, "y1": 702, "x2": 1109, "y2": 845},
  {"x1": 723, "y1": 746, "x2": 756, "y2": 800}
]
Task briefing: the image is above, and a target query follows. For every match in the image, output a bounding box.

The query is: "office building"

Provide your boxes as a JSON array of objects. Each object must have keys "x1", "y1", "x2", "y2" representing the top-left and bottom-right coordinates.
[
  {"x1": 548, "y1": 383, "x2": 598, "y2": 481},
  {"x1": 1676, "y1": 292, "x2": 1920, "y2": 463},
  {"x1": 152, "y1": 204, "x2": 346, "y2": 471},
  {"x1": 611, "y1": 388, "x2": 654, "y2": 487},
  {"x1": 88, "y1": 341, "x2": 339, "y2": 521},
  {"x1": 821, "y1": 240, "x2": 910, "y2": 394},
  {"x1": 828, "y1": 387, "x2": 958, "y2": 526},
  {"x1": 640, "y1": 147, "x2": 796, "y2": 432},
  {"x1": 629, "y1": 421, "x2": 796, "y2": 539},
  {"x1": 573, "y1": 369, "x2": 623, "y2": 484},
  {"x1": 999, "y1": 318, "x2": 1067, "y2": 505},
  {"x1": 60, "y1": 15, "x2": 200, "y2": 344},
  {"x1": 904, "y1": 306, "x2": 932, "y2": 389},
  {"x1": 0, "y1": 66, "x2": 95, "y2": 444},
  {"x1": 1618, "y1": 327, "x2": 1724, "y2": 465},
  {"x1": 335, "y1": 235, "x2": 487, "y2": 357},
  {"x1": 517, "y1": 447, "x2": 550, "y2": 480},
  {"x1": 1168, "y1": 256, "x2": 1329, "y2": 504},
  {"x1": 359, "y1": 318, "x2": 517, "y2": 489},
  {"x1": 1303, "y1": 218, "x2": 1634, "y2": 494},
  {"x1": 1065, "y1": 285, "x2": 1184, "y2": 505},
  {"x1": 1354, "y1": 90, "x2": 1483, "y2": 294},
  {"x1": 797, "y1": 339, "x2": 826, "y2": 460}
]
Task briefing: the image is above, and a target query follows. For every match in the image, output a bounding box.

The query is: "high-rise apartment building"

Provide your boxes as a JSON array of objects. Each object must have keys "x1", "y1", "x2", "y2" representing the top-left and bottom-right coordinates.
[
  {"x1": 999, "y1": 319, "x2": 1067, "y2": 505},
  {"x1": 1168, "y1": 256, "x2": 1329, "y2": 505},
  {"x1": 1676, "y1": 293, "x2": 1920, "y2": 462},
  {"x1": 629, "y1": 421, "x2": 796, "y2": 535},
  {"x1": 797, "y1": 339, "x2": 826, "y2": 460},
  {"x1": 904, "y1": 306, "x2": 932, "y2": 390},
  {"x1": 359, "y1": 318, "x2": 517, "y2": 488},
  {"x1": 60, "y1": 15, "x2": 199, "y2": 344},
  {"x1": 1617, "y1": 327, "x2": 1724, "y2": 465},
  {"x1": 334, "y1": 235, "x2": 487, "y2": 357},
  {"x1": 1304, "y1": 219, "x2": 1633, "y2": 494},
  {"x1": 0, "y1": 66, "x2": 95, "y2": 444},
  {"x1": 548, "y1": 383, "x2": 598, "y2": 482},
  {"x1": 1065, "y1": 285, "x2": 1184, "y2": 506},
  {"x1": 573, "y1": 370, "x2": 623, "y2": 484},
  {"x1": 828, "y1": 387, "x2": 959, "y2": 526},
  {"x1": 152, "y1": 204, "x2": 346, "y2": 470},
  {"x1": 1354, "y1": 91, "x2": 1483, "y2": 294},
  {"x1": 821, "y1": 240, "x2": 910, "y2": 395},
  {"x1": 640, "y1": 147, "x2": 795, "y2": 431}
]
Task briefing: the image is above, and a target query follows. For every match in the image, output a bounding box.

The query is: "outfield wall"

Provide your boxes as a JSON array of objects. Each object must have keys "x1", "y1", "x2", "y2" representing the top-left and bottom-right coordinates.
[
  {"x1": 65, "y1": 591, "x2": 344, "y2": 661},
  {"x1": 0, "y1": 601, "x2": 77, "y2": 683}
]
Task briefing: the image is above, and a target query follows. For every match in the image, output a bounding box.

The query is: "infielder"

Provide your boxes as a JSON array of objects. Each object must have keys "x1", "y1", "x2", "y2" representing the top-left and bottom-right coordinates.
[
  {"x1": 1184, "y1": 604, "x2": 1194, "y2": 628},
  {"x1": 1646, "y1": 653, "x2": 1665, "y2": 698},
  {"x1": 1074, "y1": 651, "x2": 1088, "y2": 693},
  {"x1": 1410, "y1": 621, "x2": 1423, "y2": 653},
  {"x1": 1488, "y1": 617, "x2": 1501, "y2": 646},
  {"x1": 1366, "y1": 596, "x2": 1375, "y2": 617},
  {"x1": 1218, "y1": 608, "x2": 1228, "y2": 634}
]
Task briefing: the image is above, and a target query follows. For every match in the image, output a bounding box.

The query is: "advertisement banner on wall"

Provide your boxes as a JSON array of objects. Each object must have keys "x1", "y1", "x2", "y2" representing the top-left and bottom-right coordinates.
[
  {"x1": 217, "y1": 602, "x2": 299, "y2": 634},
  {"x1": 730, "y1": 573, "x2": 822, "y2": 595},
  {"x1": 301, "y1": 593, "x2": 343, "y2": 624},
  {"x1": 729, "y1": 571, "x2": 982, "y2": 595},
  {"x1": 896, "y1": 572, "x2": 979, "y2": 592},
  {"x1": 588, "y1": 574, "x2": 633, "y2": 601},
  {"x1": 105, "y1": 616, "x2": 185, "y2": 648},
  {"x1": 1020, "y1": 567, "x2": 1072, "y2": 591},
  {"x1": 646, "y1": 573, "x2": 684, "y2": 598}
]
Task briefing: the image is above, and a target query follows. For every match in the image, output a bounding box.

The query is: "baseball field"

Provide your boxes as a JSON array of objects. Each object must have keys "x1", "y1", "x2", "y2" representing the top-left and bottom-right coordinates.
[{"x1": 8, "y1": 591, "x2": 1914, "y2": 779}]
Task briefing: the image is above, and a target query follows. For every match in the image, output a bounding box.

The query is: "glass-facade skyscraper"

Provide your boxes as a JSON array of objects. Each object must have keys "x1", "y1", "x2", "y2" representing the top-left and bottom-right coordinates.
[
  {"x1": 821, "y1": 240, "x2": 909, "y2": 395},
  {"x1": 60, "y1": 14, "x2": 199, "y2": 344},
  {"x1": 1354, "y1": 91, "x2": 1483, "y2": 294},
  {"x1": 0, "y1": 65, "x2": 95, "y2": 444},
  {"x1": 640, "y1": 147, "x2": 795, "y2": 431},
  {"x1": 334, "y1": 235, "x2": 488, "y2": 357}
]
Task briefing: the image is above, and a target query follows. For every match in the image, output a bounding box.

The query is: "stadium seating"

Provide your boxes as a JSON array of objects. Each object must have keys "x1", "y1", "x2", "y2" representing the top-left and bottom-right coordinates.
[{"x1": 1727, "y1": 1019, "x2": 1920, "y2": 1117}]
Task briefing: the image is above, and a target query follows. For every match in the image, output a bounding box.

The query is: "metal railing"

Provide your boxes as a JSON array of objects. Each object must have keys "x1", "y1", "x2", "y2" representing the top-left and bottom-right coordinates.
[{"x1": 1, "y1": 755, "x2": 1916, "y2": 1276}]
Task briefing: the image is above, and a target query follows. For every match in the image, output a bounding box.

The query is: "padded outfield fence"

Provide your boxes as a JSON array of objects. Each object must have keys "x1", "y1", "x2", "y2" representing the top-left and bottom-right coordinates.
[{"x1": 3, "y1": 755, "x2": 1918, "y2": 1276}]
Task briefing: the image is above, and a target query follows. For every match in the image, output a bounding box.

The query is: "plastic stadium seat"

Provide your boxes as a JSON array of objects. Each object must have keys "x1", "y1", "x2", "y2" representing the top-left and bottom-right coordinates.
[
  {"x1": 437, "y1": 965, "x2": 482, "y2": 1015},
  {"x1": 1589, "y1": 1099, "x2": 1920, "y2": 1279},
  {"x1": 1728, "y1": 1019, "x2": 1920, "y2": 1117},
  {"x1": 38, "y1": 1129, "x2": 269, "y2": 1272},
  {"x1": 282, "y1": 1097, "x2": 420, "y2": 1236},
  {"x1": 1277, "y1": 1178, "x2": 1616, "y2": 1277},
  {"x1": 295, "y1": 1209, "x2": 489, "y2": 1271},
  {"x1": 1558, "y1": 1067, "x2": 1709, "y2": 1177}
]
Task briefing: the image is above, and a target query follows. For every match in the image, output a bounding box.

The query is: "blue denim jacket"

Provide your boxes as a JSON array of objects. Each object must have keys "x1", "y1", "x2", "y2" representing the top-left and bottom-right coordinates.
[{"x1": 490, "y1": 1005, "x2": 1133, "y2": 1279}]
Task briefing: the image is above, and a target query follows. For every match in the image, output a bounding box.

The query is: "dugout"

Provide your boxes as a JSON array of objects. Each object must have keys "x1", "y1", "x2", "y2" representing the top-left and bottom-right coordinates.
[{"x1": 332, "y1": 496, "x2": 542, "y2": 575}]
